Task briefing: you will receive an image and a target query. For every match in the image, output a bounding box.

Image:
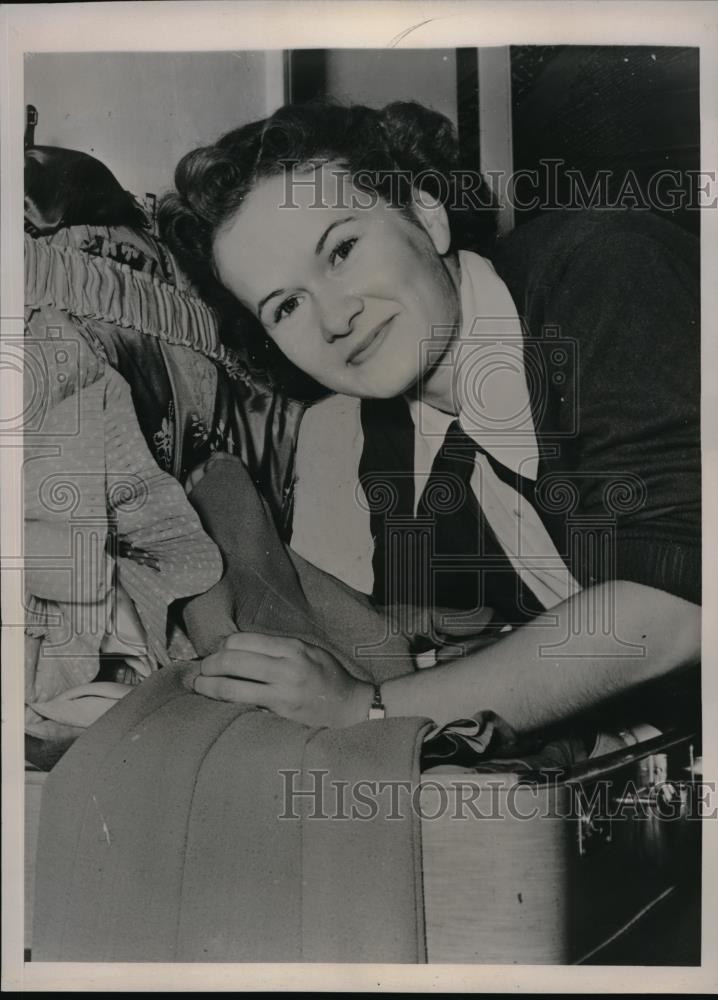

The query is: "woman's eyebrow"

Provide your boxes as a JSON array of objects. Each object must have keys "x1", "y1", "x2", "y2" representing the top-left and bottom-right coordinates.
[
  {"x1": 315, "y1": 216, "x2": 355, "y2": 256},
  {"x1": 257, "y1": 216, "x2": 357, "y2": 318},
  {"x1": 257, "y1": 288, "x2": 286, "y2": 318}
]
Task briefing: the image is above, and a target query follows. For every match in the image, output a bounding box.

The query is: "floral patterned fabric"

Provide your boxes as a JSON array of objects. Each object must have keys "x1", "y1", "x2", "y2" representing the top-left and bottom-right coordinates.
[
  {"x1": 24, "y1": 225, "x2": 303, "y2": 743},
  {"x1": 25, "y1": 229, "x2": 303, "y2": 523}
]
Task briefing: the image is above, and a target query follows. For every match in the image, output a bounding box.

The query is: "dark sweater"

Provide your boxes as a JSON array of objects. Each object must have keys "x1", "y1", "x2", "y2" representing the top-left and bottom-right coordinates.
[
  {"x1": 489, "y1": 210, "x2": 700, "y2": 605},
  {"x1": 356, "y1": 210, "x2": 700, "y2": 619}
]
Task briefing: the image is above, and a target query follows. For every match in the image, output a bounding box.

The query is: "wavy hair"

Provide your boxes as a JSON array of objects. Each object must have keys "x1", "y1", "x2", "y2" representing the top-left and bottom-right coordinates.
[{"x1": 159, "y1": 99, "x2": 497, "y2": 397}]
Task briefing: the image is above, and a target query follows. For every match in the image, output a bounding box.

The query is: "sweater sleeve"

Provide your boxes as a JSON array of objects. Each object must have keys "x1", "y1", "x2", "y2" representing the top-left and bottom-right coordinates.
[{"x1": 540, "y1": 220, "x2": 700, "y2": 604}]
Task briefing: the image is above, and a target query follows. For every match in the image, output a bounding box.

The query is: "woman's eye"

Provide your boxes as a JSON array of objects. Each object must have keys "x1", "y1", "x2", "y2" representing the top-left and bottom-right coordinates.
[
  {"x1": 329, "y1": 237, "x2": 358, "y2": 268},
  {"x1": 274, "y1": 295, "x2": 301, "y2": 324}
]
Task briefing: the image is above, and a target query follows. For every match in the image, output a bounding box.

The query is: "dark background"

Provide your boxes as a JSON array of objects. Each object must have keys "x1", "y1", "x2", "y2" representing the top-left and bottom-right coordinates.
[{"x1": 289, "y1": 46, "x2": 700, "y2": 236}]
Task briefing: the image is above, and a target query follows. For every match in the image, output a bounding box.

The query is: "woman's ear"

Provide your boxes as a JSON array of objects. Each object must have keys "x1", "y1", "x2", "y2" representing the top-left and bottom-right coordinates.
[{"x1": 410, "y1": 189, "x2": 452, "y2": 255}]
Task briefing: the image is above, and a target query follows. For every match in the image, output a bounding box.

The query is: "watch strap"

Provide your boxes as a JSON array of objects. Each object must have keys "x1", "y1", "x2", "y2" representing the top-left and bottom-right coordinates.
[{"x1": 368, "y1": 683, "x2": 386, "y2": 720}]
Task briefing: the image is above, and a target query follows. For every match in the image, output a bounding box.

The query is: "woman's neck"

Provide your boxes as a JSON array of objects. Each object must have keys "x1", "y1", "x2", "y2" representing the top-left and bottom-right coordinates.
[{"x1": 410, "y1": 251, "x2": 463, "y2": 415}]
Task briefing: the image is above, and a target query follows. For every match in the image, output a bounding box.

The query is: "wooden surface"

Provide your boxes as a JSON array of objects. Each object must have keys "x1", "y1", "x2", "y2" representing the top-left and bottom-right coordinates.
[
  {"x1": 421, "y1": 775, "x2": 576, "y2": 964},
  {"x1": 25, "y1": 771, "x2": 47, "y2": 953},
  {"x1": 421, "y1": 763, "x2": 700, "y2": 965}
]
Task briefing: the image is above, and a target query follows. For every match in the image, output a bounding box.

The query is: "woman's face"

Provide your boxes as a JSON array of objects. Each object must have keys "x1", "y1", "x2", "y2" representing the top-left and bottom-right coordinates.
[{"x1": 213, "y1": 164, "x2": 461, "y2": 399}]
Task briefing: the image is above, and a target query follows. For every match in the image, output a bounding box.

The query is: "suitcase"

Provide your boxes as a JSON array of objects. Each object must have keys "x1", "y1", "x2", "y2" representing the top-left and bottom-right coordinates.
[
  {"x1": 421, "y1": 730, "x2": 701, "y2": 963},
  {"x1": 25, "y1": 730, "x2": 701, "y2": 962}
]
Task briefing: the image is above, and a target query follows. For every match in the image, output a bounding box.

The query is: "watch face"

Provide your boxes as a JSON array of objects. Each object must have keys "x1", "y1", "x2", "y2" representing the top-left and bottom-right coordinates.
[{"x1": 368, "y1": 707, "x2": 386, "y2": 720}]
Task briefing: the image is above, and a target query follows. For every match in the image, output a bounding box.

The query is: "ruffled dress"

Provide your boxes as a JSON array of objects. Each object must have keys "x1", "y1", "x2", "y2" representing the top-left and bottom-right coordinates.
[{"x1": 23, "y1": 225, "x2": 302, "y2": 742}]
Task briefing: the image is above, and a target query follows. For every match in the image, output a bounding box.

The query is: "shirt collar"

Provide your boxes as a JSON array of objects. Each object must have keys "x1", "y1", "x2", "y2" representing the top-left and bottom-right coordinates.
[{"x1": 408, "y1": 250, "x2": 539, "y2": 481}]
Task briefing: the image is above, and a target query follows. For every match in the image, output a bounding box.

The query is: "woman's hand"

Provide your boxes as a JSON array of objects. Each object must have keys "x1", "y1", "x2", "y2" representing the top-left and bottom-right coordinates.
[
  {"x1": 431, "y1": 605, "x2": 502, "y2": 663},
  {"x1": 193, "y1": 632, "x2": 374, "y2": 729}
]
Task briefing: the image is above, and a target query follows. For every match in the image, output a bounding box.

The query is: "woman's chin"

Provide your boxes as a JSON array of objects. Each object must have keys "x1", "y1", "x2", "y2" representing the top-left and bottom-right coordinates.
[
  {"x1": 349, "y1": 378, "x2": 417, "y2": 401},
  {"x1": 315, "y1": 358, "x2": 420, "y2": 400},
  {"x1": 342, "y1": 365, "x2": 419, "y2": 400}
]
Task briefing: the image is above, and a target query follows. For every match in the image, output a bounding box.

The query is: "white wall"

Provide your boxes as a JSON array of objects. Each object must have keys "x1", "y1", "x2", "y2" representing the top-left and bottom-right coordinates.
[
  {"x1": 24, "y1": 51, "x2": 283, "y2": 201},
  {"x1": 23, "y1": 49, "x2": 469, "y2": 205}
]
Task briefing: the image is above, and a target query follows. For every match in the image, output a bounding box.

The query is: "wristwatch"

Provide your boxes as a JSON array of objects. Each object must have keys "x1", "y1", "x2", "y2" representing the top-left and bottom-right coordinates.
[{"x1": 368, "y1": 684, "x2": 386, "y2": 720}]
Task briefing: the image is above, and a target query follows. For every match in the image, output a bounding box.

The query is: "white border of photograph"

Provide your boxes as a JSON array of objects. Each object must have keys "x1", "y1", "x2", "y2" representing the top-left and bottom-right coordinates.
[{"x1": 2, "y1": 1, "x2": 717, "y2": 992}]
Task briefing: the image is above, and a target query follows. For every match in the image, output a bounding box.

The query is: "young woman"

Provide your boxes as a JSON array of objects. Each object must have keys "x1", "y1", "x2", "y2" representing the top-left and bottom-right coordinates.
[{"x1": 159, "y1": 99, "x2": 700, "y2": 735}]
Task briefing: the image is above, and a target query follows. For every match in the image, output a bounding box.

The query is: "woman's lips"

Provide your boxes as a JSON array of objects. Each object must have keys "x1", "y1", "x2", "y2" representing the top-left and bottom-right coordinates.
[{"x1": 346, "y1": 318, "x2": 394, "y2": 365}]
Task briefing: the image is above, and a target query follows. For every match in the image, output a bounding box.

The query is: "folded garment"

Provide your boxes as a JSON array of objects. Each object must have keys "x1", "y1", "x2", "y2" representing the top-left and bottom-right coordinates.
[
  {"x1": 33, "y1": 664, "x2": 432, "y2": 962},
  {"x1": 24, "y1": 364, "x2": 222, "y2": 729},
  {"x1": 28, "y1": 681, "x2": 133, "y2": 728}
]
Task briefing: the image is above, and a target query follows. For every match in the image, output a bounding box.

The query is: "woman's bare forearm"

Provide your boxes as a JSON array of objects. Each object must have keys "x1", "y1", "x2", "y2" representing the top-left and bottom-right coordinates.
[{"x1": 381, "y1": 581, "x2": 700, "y2": 731}]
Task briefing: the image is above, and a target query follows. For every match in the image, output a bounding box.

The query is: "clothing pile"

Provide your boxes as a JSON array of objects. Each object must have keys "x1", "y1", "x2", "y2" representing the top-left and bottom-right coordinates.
[
  {"x1": 23, "y1": 221, "x2": 301, "y2": 751},
  {"x1": 24, "y1": 152, "x2": 700, "y2": 959}
]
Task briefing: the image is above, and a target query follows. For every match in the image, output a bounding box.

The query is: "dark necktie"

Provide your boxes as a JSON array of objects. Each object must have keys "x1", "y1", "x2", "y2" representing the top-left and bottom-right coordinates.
[{"x1": 360, "y1": 400, "x2": 544, "y2": 641}]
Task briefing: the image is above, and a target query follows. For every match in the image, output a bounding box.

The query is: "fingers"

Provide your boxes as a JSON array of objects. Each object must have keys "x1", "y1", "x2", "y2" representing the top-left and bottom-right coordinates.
[
  {"x1": 193, "y1": 673, "x2": 273, "y2": 707},
  {"x1": 434, "y1": 643, "x2": 463, "y2": 664},
  {"x1": 222, "y1": 632, "x2": 309, "y2": 659},
  {"x1": 432, "y1": 605, "x2": 495, "y2": 638},
  {"x1": 200, "y1": 648, "x2": 293, "y2": 683},
  {"x1": 192, "y1": 631, "x2": 358, "y2": 726}
]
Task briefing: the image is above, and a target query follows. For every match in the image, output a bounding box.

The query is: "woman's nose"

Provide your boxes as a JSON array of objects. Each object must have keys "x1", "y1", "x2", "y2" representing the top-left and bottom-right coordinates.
[{"x1": 318, "y1": 292, "x2": 364, "y2": 342}]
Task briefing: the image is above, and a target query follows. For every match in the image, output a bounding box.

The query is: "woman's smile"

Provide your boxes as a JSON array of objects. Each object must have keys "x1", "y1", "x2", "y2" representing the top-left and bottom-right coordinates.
[
  {"x1": 346, "y1": 316, "x2": 395, "y2": 366},
  {"x1": 213, "y1": 164, "x2": 462, "y2": 401}
]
